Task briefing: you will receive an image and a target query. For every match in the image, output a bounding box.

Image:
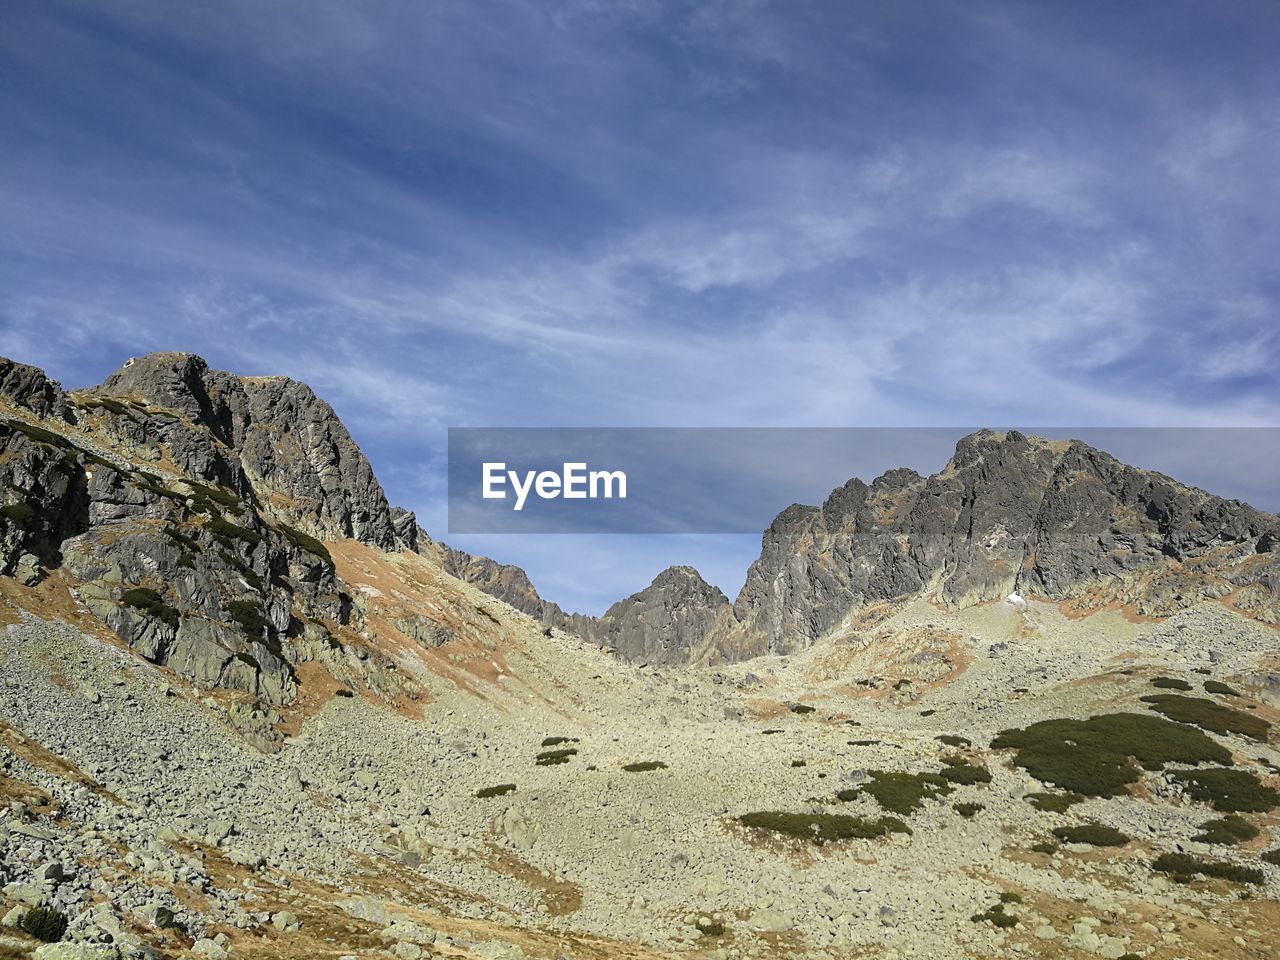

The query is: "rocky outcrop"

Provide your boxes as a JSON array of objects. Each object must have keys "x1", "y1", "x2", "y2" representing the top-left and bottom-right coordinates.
[
  {"x1": 0, "y1": 357, "x2": 69, "y2": 420},
  {"x1": 723, "y1": 429, "x2": 1280, "y2": 658},
  {"x1": 1, "y1": 354, "x2": 359, "y2": 707},
  {"x1": 91, "y1": 353, "x2": 397, "y2": 549},
  {"x1": 583, "y1": 566, "x2": 731, "y2": 664}
]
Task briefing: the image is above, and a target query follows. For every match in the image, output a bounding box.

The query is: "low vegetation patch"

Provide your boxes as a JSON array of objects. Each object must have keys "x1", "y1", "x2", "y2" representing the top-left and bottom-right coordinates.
[
  {"x1": 1051, "y1": 824, "x2": 1129, "y2": 846},
  {"x1": 737, "y1": 811, "x2": 910, "y2": 844},
  {"x1": 1141, "y1": 694, "x2": 1270, "y2": 741},
  {"x1": 1261, "y1": 848, "x2": 1280, "y2": 866},
  {"x1": 970, "y1": 903, "x2": 1017, "y2": 929},
  {"x1": 535, "y1": 748, "x2": 578, "y2": 766},
  {"x1": 1151, "y1": 852, "x2": 1263, "y2": 885},
  {"x1": 939, "y1": 756, "x2": 992, "y2": 785},
  {"x1": 19, "y1": 907, "x2": 68, "y2": 943},
  {"x1": 163, "y1": 525, "x2": 201, "y2": 551},
  {"x1": 188, "y1": 481, "x2": 245, "y2": 513},
  {"x1": 1151, "y1": 676, "x2": 1192, "y2": 690},
  {"x1": 279, "y1": 523, "x2": 332, "y2": 563},
  {"x1": 936, "y1": 734, "x2": 971, "y2": 748},
  {"x1": 1193, "y1": 815, "x2": 1259, "y2": 845},
  {"x1": 622, "y1": 761, "x2": 668, "y2": 772},
  {"x1": 789, "y1": 703, "x2": 816, "y2": 714},
  {"x1": 121, "y1": 586, "x2": 180, "y2": 630},
  {"x1": 226, "y1": 598, "x2": 271, "y2": 639},
  {"x1": 208, "y1": 516, "x2": 263, "y2": 548},
  {"x1": 1169, "y1": 768, "x2": 1280, "y2": 812},
  {"x1": 954, "y1": 802, "x2": 984, "y2": 818},
  {"x1": 1026, "y1": 791, "x2": 1084, "y2": 813},
  {"x1": 991, "y1": 713, "x2": 1230, "y2": 796},
  {"x1": 476, "y1": 783, "x2": 517, "y2": 798},
  {"x1": 0, "y1": 501, "x2": 36, "y2": 525},
  {"x1": 791, "y1": 759, "x2": 806, "y2": 768},
  {"x1": 1203, "y1": 680, "x2": 1240, "y2": 696},
  {"x1": 858, "y1": 770, "x2": 952, "y2": 815},
  {"x1": 4, "y1": 418, "x2": 73, "y2": 450},
  {"x1": 541, "y1": 736, "x2": 578, "y2": 747},
  {"x1": 1030, "y1": 841, "x2": 1057, "y2": 855}
]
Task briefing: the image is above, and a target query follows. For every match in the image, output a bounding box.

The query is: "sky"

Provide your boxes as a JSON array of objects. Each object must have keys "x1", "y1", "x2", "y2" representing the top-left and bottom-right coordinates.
[{"x1": 1, "y1": 1, "x2": 1278, "y2": 614}]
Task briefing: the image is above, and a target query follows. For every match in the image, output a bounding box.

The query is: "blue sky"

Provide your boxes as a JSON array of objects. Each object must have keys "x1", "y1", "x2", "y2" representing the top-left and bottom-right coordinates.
[{"x1": 2, "y1": 1, "x2": 1278, "y2": 613}]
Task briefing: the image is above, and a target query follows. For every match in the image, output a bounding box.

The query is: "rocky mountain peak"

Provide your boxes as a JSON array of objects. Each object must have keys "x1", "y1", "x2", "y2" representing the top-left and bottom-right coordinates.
[
  {"x1": 93, "y1": 352, "x2": 396, "y2": 550},
  {"x1": 0, "y1": 356, "x2": 69, "y2": 420}
]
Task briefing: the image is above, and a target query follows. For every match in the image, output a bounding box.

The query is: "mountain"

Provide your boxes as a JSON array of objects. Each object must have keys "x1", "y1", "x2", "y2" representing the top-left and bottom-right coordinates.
[
  {"x1": 2, "y1": 351, "x2": 1279, "y2": 960},
  {"x1": 4, "y1": 354, "x2": 1278, "y2": 693},
  {"x1": 597, "y1": 430, "x2": 1280, "y2": 665}
]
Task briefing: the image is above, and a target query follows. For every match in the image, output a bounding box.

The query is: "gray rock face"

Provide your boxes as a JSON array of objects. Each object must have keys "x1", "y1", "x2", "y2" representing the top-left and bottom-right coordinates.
[
  {"x1": 94, "y1": 353, "x2": 396, "y2": 549},
  {"x1": 0, "y1": 357, "x2": 70, "y2": 420},
  {"x1": 1, "y1": 354, "x2": 355, "y2": 707},
  {"x1": 585, "y1": 566, "x2": 731, "y2": 665},
  {"x1": 725, "y1": 429, "x2": 1279, "y2": 658}
]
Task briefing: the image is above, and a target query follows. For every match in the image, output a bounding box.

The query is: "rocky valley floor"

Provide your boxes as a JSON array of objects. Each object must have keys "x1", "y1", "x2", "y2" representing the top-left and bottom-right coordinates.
[{"x1": 1, "y1": 544, "x2": 1278, "y2": 960}]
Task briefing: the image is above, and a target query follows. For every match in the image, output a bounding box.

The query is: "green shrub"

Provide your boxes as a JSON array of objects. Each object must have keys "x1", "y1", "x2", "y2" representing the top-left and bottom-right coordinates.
[
  {"x1": 1152, "y1": 676, "x2": 1192, "y2": 691},
  {"x1": 998, "y1": 891, "x2": 1022, "y2": 904},
  {"x1": 789, "y1": 703, "x2": 816, "y2": 714},
  {"x1": 791, "y1": 759, "x2": 807, "y2": 768},
  {"x1": 535, "y1": 748, "x2": 578, "y2": 765},
  {"x1": 163, "y1": 525, "x2": 201, "y2": 551},
  {"x1": 1261, "y1": 848, "x2": 1280, "y2": 866},
  {"x1": 208, "y1": 516, "x2": 262, "y2": 547},
  {"x1": 1026, "y1": 792, "x2": 1084, "y2": 813},
  {"x1": 541, "y1": 736, "x2": 577, "y2": 747},
  {"x1": 1030, "y1": 842, "x2": 1057, "y2": 855},
  {"x1": 4, "y1": 418, "x2": 72, "y2": 450},
  {"x1": 939, "y1": 757, "x2": 992, "y2": 785},
  {"x1": 970, "y1": 904, "x2": 1017, "y2": 928},
  {"x1": 19, "y1": 906, "x2": 68, "y2": 943},
  {"x1": 1151, "y1": 852, "x2": 1263, "y2": 885},
  {"x1": 226, "y1": 598, "x2": 271, "y2": 638},
  {"x1": 936, "y1": 734, "x2": 971, "y2": 748},
  {"x1": 188, "y1": 481, "x2": 244, "y2": 510},
  {"x1": 120, "y1": 586, "x2": 180, "y2": 630},
  {"x1": 1140, "y1": 694, "x2": 1270, "y2": 741},
  {"x1": 0, "y1": 501, "x2": 36, "y2": 525},
  {"x1": 859, "y1": 770, "x2": 952, "y2": 815},
  {"x1": 1204, "y1": 680, "x2": 1240, "y2": 697},
  {"x1": 737, "y1": 811, "x2": 909, "y2": 844},
  {"x1": 954, "y1": 802, "x2": 984, "y2": 818},
  {"x1": 622, "y1": 761, "x2": 668, "y2": 772},
  {"x1": 280, "y1": 523, "x2": 332, "y2": 563},
  {"x1": 476, "y1": 783, "x2": 516, "y2": 798},
  {"x1": 991, "y1": 713, "x2": 1230, "y2": 796},
  {"x1": 1169, "y1": 768, "x2": 1280, "y2": 812},
  {"x1": 1051, "y1": 824, "x2": 1129, "y2": 847},
  {"x1": 1193, "y1": 815, "x2": 1259, "y2": 845}
]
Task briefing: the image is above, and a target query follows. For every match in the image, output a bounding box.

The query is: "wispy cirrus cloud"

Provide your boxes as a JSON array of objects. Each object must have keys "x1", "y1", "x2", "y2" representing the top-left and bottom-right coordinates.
[{"x1": 1, "y1": 0, "x2": 1277, "y2": 611}]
